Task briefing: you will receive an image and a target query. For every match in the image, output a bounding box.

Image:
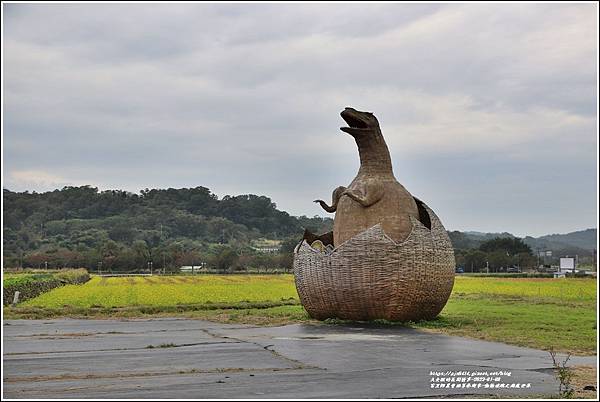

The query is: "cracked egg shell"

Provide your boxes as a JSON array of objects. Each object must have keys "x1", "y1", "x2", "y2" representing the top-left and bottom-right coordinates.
[{"x1": 293, "y1": 202, "x2": 455, "y2": 322}]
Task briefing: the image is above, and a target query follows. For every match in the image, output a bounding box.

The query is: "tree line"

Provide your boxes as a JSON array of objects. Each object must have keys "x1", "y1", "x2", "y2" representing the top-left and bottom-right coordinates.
[
  {"x1": 3, "y1": 186, "x2": 537, "y2": 273},
  {"x1": 450, "y1": 234, "x2": 536, "y2": 272},
  {"x1": 3, "y1": 186, "x2": 331, "y2": 272}
]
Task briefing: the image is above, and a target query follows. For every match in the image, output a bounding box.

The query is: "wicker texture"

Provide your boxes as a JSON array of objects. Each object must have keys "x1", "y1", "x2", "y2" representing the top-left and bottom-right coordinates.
[{"x1": 293, "y1": 202, "x2": 455, "y2": 321}]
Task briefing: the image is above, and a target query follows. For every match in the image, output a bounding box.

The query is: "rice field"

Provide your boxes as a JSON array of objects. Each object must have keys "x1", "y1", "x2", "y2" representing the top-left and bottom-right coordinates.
[
  {"x1": 18, "y1": 274, "x2": 595, "y2": 309},
  {"x1": 453, "y1": 276, "x2": 596, "y2": 301},
  {"x1": 20, "y1": 275, "x2": 298, "y2": 308}
]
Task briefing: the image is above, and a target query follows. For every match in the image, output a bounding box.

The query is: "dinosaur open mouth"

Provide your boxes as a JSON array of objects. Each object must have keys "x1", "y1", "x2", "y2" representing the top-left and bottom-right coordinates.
[
  {"x1": 340, "y1": 109, "x2": 369, "y2": 134},
  {"x1": 341, "y1": 112, "x2": 368, "y2": 129}
]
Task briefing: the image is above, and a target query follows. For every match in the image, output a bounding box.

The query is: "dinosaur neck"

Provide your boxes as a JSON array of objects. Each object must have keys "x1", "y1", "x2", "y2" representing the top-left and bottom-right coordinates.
[{"x1": 355, "y1": 128, "x2": 394, "y2": 177}]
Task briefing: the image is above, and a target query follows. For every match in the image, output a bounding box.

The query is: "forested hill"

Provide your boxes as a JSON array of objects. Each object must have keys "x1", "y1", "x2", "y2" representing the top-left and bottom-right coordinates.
[
  {"x1": 2, "y1": 186, "x2": 333, "y2": 268},
  {"x1": 527, "y1": 229, "x2": 597, "y2": 252}
]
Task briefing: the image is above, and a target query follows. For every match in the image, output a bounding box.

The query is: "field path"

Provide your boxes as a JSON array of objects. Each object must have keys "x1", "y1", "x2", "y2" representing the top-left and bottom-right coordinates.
[{"x1": 3, "y1": 318, "x2": 596, "y2": 398}]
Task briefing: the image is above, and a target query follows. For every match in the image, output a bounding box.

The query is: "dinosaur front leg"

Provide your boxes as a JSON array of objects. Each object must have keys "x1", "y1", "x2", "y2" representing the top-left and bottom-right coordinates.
[
  {"x1": 314, "y1": 186, "x2": 346, "y2": 213},
  {"x1": 343, "y1": 181, "x2": 384, "y2": 208}
]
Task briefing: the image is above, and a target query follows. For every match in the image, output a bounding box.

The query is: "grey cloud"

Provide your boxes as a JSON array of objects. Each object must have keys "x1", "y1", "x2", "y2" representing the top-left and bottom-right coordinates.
[{"x1": 3, "y1": 2, "x2": 597, "y2": 236}]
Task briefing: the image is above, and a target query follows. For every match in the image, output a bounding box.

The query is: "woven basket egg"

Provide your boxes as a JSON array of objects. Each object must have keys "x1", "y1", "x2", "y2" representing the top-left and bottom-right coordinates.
[{"x1": 293, "y1": 201, "x2": 455, "y2": 322}]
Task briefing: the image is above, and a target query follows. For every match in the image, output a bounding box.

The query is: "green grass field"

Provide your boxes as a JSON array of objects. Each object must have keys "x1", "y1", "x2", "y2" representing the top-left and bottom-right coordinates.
[{"x1": 5, "y1": 274, "x2": 596, "y2": 355}]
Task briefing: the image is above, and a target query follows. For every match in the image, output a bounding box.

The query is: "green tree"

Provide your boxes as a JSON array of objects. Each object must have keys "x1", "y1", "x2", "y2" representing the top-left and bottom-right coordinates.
[
  {"x1": 488, "y1": 250, "x2": 512, "y2": 272},
  {"x1": 480, "y1": 237, "x2": 532, "y2": 256},
  {"x1": 464, "y1": 250, "x2": 488, "y2": 272},
  {"x1": 211, "y1": 247, "x2": 239, "y2": 273},
  {"x1": 99, "y1": 240, "x2": 120, "y2": 271}
]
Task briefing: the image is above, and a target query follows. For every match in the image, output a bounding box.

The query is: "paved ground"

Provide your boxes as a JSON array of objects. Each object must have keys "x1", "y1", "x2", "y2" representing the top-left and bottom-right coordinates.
[{"x1": 3, "y1": 318, "x2": 596, "y2": 399}]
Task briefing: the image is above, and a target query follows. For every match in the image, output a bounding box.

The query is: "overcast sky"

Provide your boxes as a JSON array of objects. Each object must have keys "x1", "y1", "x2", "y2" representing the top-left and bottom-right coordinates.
[{"x1": 2, "y1": 2, "x2": 598, "y2": 237}]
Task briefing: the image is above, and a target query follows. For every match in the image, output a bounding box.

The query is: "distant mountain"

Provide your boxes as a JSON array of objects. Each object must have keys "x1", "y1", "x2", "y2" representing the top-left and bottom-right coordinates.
[
  {"x1": 523, "y1": 228, "x2": 596, "y2": 255},
  {"x1": 463, "y1": 231, "x2": 515, "y2": 240},
  {"x1": 449, "y1": 228, "x2": 597, "y2": 255},
  {"x1": 447, "y1": 231, "x2": 515, "y2": 250},
  {"x1": 536, "y1": 229, "x2": 597, "y2": 251}
]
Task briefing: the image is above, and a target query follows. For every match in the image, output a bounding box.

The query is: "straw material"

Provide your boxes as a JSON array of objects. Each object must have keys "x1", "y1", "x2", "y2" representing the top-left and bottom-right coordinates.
[{"x1": 293, "y1": 202, "x2": 455, "y2": 321}]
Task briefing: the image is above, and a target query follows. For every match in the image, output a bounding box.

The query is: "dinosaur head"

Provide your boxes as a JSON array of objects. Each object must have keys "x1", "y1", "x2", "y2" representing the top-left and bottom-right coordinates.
[{"x1": 340, "y1": 107, "x2": 380, "y2": 137}]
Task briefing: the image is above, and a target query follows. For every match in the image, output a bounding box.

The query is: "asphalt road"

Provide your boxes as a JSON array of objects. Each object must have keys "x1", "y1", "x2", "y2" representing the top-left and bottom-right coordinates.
[{"x1": 2, "y1": 318, "x2": 596, "y2": 399}]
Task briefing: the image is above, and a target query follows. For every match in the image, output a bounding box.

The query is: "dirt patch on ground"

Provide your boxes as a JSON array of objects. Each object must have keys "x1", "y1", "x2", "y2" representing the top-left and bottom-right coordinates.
[{"x1": 571, "y1": 365, "x2": 597, "y2": 399}]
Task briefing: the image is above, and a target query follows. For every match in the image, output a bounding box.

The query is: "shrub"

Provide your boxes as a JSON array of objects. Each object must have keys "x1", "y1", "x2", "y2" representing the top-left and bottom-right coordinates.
[
  {"x1": 53, "y1": 268, "x2": 90, "y2": 284},
  {"x1": 3, "y1": 268, "x2": 90, "y2": 306}
]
